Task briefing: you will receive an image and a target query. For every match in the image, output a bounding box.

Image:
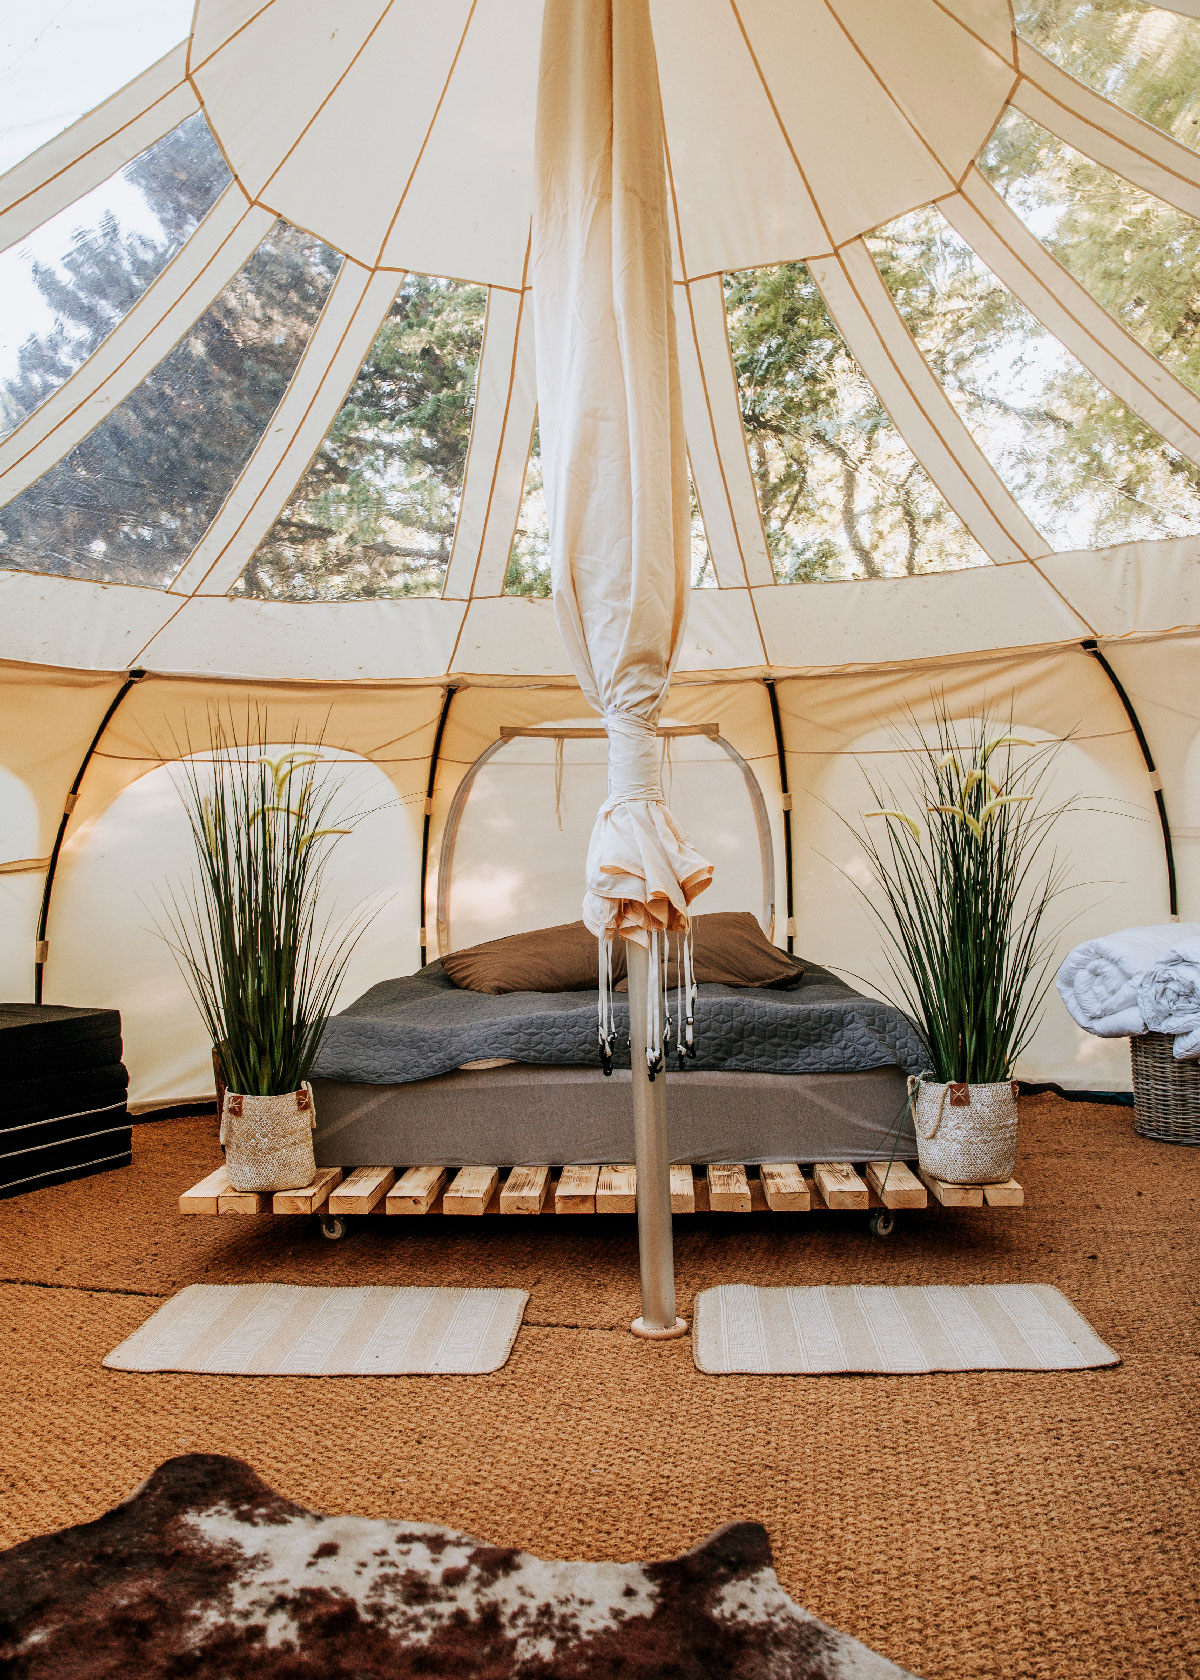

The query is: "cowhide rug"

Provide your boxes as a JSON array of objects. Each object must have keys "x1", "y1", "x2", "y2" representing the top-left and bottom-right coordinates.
[{"x1": 0, "y1": 1454, "x2": 918, "y2": 1677}]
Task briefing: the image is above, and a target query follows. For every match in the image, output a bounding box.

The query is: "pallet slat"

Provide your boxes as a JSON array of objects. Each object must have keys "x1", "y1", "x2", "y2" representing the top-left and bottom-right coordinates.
[
  {"x1": 596, "y1": 1163, "x2": 636, "y2": 1214},
  {"x1": 273, "y1": 1167, "x2": 343, "y2": 1216},
  {"x1": 708, "y1": 1163, "x2": 752, "y2": 1213},
  {"x1": 812, "y1": 1161, "x2": 869, "y2": 1210},
  {"x1": 865, "y1": 1160, "x2": 928, "y2": 1210},
  {"x1": 555, "y1": 1164, "x2": 599, "y2": 1213},
  {"x1": 982, "y1": 1178, "x2": 1024, "y2": 1207},
  {"x1": 443, "y1": 1165, "x2": 499, "y2": 1216},
  {"x1": 328, "y1": 1166, "x2": 395, "y2": 1216},
  {"x1": 760, "y1": 1162, "x2": 810, "y2": 1212},
  {"x1": 501, "y1": 1165, "x2": 550, "y2": 1215},
  {"x1": 386, "y1": 1165, "x2": 447, "y2": 1215},
  {"x1": 217, "y1": 1187, "x2": 270, "y2": 1214},
  {"x1": 670, "y1": 1163, "x2": 696, "y2": 1214},
  {"x1": 180, "y1": 1166, "x2": 231, "y2": 1214},
  {"x1": 916, "y1": 1164, "x2": 985, "y2": 1208}
]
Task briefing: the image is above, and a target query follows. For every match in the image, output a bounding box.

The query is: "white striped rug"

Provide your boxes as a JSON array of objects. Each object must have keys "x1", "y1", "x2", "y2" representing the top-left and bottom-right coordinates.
[
  {"x1": 104, "y1": 1284, "x2": 528, "y2": 1376},
  {"x1": 693, "y1": 1284, "x2": 1118, "y2": 1374}
]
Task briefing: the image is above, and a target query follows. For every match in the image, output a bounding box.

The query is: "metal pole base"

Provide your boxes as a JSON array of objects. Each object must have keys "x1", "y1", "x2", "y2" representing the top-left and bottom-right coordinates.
[
  {"x1": 626, "y1": 940, "x2": 687, "y2": 1339},
  {"x1": 630, "y1": 1315, "x2": 689, "y2": 1341}
]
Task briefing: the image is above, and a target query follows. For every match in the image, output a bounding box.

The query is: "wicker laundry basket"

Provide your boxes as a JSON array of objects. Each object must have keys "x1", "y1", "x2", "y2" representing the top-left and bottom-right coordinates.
[{"x1": 1130, "y1": 1032, "x2": 1200, "y2": 1145}]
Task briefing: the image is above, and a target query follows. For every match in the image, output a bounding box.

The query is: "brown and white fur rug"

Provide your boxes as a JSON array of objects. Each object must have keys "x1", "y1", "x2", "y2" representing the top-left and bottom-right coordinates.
[{"x1": 0, "y1": 1455, "x2": 917, "y2": 1677}]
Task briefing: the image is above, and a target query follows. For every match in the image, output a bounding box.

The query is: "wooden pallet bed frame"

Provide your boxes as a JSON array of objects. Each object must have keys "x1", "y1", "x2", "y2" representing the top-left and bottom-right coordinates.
[{"x1": 180, "y1": 1158, "x2": 1023, "y2": 1239}]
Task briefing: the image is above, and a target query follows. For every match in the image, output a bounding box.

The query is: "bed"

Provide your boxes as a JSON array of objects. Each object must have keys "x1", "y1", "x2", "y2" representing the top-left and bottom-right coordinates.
[{"x1": 311, "y1": 958, "x2": 924, "y2": 1168}]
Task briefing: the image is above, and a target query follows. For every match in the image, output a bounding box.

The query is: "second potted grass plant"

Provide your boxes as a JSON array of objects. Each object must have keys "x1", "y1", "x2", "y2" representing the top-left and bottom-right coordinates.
[
  {"x1": 852, "y1": 702, "x2": 1073, "y2": 1185},
  {"x1": 161, "y1": 717, "x2": 367, "y2": 1193}
]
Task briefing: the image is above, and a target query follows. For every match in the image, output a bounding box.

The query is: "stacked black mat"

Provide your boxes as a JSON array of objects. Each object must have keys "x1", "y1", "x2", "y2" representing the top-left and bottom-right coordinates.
[{"x1": 0, "y1": 1005, "x2": 131, "y2": 1199}]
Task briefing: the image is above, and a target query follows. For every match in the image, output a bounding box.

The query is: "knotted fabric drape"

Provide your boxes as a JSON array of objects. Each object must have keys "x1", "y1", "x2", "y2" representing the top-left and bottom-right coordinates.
[{"x1": 531, "y1": 0, "x2": 712, "y2": 946}]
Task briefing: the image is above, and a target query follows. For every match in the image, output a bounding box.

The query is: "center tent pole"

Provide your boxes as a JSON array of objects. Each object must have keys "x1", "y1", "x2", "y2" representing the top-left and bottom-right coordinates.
[{"x1": 626, "y1": 941, "x2": 687, "y2": 1339}]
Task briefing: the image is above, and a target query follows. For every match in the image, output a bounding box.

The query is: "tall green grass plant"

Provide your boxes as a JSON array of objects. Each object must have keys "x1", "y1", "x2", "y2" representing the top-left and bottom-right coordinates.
[
  {"x1": 851, "y1": 702, "x2": 1074, "y2": 1085},
  {"x1": 159, "y1": 716, "x2": 368, "y2": 1096}
]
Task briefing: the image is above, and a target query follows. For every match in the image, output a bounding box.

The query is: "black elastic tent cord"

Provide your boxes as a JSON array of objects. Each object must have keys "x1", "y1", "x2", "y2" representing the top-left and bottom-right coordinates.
[
  {"x1": 763, "y1": 677, "x2": 795, "y2": 953},
  {"x1": 1081, "y1": 639, "x2": 1177, "y2": 918},
  {"x1": 418, "y1": 684, "x2": 457, "y2": 966},
  {"x1": 35, "y1": 668, "x2": 147, "y2": 1003}
]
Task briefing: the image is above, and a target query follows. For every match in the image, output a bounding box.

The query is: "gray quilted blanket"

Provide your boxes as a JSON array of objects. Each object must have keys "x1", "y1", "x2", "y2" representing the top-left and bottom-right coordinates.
[{"x1": 313, "y1": 961, "x2": 927, "y2": 1085}]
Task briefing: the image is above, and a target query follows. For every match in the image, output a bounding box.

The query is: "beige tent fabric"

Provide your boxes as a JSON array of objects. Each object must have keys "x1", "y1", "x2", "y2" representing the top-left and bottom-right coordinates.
[{"x1": 531, "y1": 0, "x2": 712, "y2": 944}]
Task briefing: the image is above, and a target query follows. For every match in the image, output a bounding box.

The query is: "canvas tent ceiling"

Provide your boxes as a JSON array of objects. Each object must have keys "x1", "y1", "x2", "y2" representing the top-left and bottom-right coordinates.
[{"x1": 1, "y1": 0, "x2": 1198, "y2": 1102}]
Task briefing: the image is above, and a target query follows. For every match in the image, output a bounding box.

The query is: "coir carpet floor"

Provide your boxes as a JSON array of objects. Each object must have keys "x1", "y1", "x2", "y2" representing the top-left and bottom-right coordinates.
[{"x1": 0, "y1": 1091, "x2": 1195, "y2": 1680}]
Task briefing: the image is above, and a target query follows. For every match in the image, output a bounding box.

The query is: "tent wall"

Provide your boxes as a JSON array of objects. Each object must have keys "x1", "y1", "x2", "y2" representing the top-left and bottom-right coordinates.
[{"x1": 3, "y1": 634, "x2": 1196, "y2": 1105}]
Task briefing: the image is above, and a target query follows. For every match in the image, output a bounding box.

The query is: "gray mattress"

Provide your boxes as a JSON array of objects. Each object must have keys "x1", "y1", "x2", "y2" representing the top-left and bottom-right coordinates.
[
  {"x1": 312, "y1": 1064, "x2": 916, "y2": 1169},
  {"x1": 313, "y1": 959, "x2": 927, "y2": 1084}
]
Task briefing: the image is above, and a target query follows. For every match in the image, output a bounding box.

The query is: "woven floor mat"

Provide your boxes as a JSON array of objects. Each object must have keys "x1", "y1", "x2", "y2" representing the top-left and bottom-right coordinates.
[
  {"x1": 693, "y1": 1284, "x2": 1119, "y2": 1374},
  {"x1": 104, "y1": 1284, "x2": 527, "y2": 1375}
]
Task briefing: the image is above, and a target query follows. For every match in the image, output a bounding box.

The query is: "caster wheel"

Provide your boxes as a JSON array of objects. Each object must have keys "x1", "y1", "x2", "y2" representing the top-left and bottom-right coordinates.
[
  {"x1": 319, "y1": 1214, "x2": 347, "y2": 1240},
  {"x1": 869, "y1": 1209, "x2": 895, "y2": 1239}
]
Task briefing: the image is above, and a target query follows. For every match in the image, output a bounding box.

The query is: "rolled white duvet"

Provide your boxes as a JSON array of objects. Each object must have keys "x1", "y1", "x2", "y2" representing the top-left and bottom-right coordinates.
[
  {"x1": 1138, "y1": 941, "x2": 1200, "y2": 1059},
  {"x1": 1056, "y1": 924, "x2": 1200, "y2": 1037}
]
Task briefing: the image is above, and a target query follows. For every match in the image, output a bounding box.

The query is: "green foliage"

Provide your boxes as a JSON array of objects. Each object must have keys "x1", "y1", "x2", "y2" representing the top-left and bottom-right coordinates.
[
  {"x1": 158, "y1": 718, "x2": 369, "y2": 1096},
  {"x1": 868, "y1": 205, "x2": 1200, "y2": 551},
  {"x1": 849, "y1": 705, "x2": 1074, "y2": 1084},
  {"x1": 1, "y1": 115, "x2": 231, "y2": 436},
  {"x1": 1015, "y1": 1, "x2": 1200, "y2": 150},
  {"x1": 239, "y1": 275, "x2": 487, "y2": 600},
  {"x1": 503, "y1": 424, "x2": 552, "y2": 596},
  {"x1": 724, "y1": 263, "x2": 984, "y2": 582},
  {"x1": 980, "y1": 108, "x2": 1200, "y2": 400},
  {"x1": 1, "y1": 220, "x2": 340, "y2": 586}
]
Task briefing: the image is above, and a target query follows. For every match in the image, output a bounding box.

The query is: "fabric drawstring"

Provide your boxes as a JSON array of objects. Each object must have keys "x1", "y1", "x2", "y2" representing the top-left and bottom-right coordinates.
[
  {"x1": 598, "y1": 934, "x2": 617, "y2": 1075},
  {"x1": 595, "y1": 925, "x2": 698, "y2": 1080},
  {"x1": 646, "y1": 927, "x2": 666, "y2": 1080},
  {"x1": 554, "y1": 736, "x2": 565, "y2": 831},
  {"x1": 676, "y1": 925, "x2": 697, "y2": 1069}
]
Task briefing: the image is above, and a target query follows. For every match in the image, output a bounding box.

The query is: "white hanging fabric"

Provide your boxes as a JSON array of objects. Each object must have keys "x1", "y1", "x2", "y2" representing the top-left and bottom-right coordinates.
[{"x1": 531, "y1": 0, "x2": 713, "y2": 1072}]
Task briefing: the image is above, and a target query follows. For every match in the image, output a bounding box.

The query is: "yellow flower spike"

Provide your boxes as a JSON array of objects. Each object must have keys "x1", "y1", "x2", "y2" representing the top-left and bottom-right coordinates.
[
  {"x1": 928, "y1": 804, "x2": 984, "y2": 841},
  {"x1": 979, "y1": 734, "x2": 1035, "y2": 767},
  {"x1": 979, "y1": 794, "x2": 1033, "y2": 824},
  {"x1": 961, "y1": 767, "x2": 983, "y2": 797},
  {"x1": 865, "y1": 809, "x2": 923, "y2": 842},
  {"x1": 296, "y1": 827, "x2": 353, "y2": 853},
  {"x1": 935, "y1": 750, "x2": 961, "y2": 776}
]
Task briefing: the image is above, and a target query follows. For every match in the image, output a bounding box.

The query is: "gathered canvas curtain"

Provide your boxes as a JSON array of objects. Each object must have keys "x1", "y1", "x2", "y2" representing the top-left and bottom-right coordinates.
[{"x1": 531, "y1": 0, "x2": 713, "y2": 956}]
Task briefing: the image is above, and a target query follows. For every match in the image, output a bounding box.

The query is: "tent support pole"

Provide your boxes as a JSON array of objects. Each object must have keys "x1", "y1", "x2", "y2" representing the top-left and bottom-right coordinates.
[
  {"x1": 418, "y1": 684, "x2": 457, "y2": 966},
  {"x1": 1081, "y1": 639, "x2": 1178, "y2": 919},
  {"x1": 34, "y1": 667, "x2": 146, "y2": 1004},
  {"x1": 764, "y1": 677, "x2": 795, "y2": 952},
  {"x1": 627, "y1": 940, "x2": 687, "y2": 1340}
]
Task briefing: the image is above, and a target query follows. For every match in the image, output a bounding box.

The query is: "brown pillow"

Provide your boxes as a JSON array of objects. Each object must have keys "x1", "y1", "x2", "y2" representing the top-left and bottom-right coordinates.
[
  {"x1": 442, "y1": 921, "x2": 623, "y2": 994},
  {"x1": 684, "y1": 911, "x2": 803, "y2": 988}
]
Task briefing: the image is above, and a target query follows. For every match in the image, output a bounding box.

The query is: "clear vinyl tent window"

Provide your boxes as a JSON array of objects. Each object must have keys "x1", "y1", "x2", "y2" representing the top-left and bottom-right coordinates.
[
  {"x1": 1015, "y1": 0, "x2": 1200, "y2": 154},
  {"x1": 866, "y1": 205, "x2": 1200, "y2": 552},
  {"x1": 0, "y1": 0, "x2": 193, "y2": 175},
  {"x1": 0, "y1": 113, "x2": 233, "y2": 440},
  {"x1": 435, "y1": 724, "x2": 773, "y2": 955},
  {"x1": 502, "y1": 424, "x2": 718, "y2": 597},
  {"x1": 723, "y1": 263, "x2": 990, "y2": 581},
  {"x1": 979, "y1": 108, "x2": 1200, "y2": 397},
  {"x1": 236, "y1": 273, "x2": 487, "y2": 602},
  {"x1": 0, "y1": 221, "x2": 342, "y2": 587}
]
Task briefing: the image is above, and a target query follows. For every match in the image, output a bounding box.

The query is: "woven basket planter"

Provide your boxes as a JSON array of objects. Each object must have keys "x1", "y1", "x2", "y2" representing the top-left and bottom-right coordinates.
[
  {"x1": 908, "y1": 1074, "x2": 1018, "y2": 1184},
  {"x1": 220, "y1": 1083, "x2": 317, "y2": 1192},
  {"x1": 1130, "y1": 1032, "x2": 1200, "y2": 1145}
]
